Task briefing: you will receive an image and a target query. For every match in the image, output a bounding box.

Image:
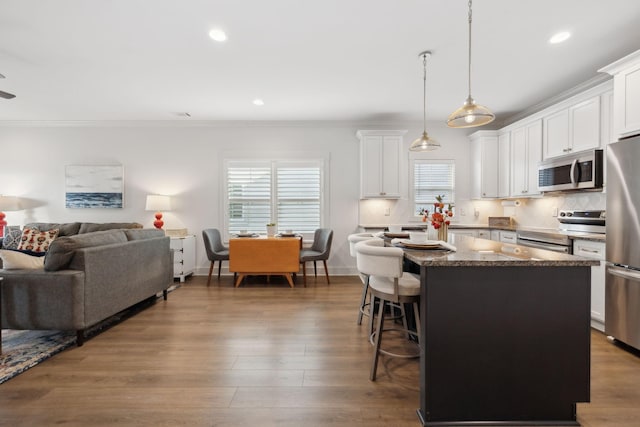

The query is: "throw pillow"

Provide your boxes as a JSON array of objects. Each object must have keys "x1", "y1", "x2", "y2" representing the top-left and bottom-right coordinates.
[
  {"x1": 17, "y1": 227, "x2": 59, "y2": 253},
  {"x1": 1, "y1": 226, "x2": 22, "y2": 249},
  {"x1": 0, "y1": 249, "x2": 45, "y2": 269}
]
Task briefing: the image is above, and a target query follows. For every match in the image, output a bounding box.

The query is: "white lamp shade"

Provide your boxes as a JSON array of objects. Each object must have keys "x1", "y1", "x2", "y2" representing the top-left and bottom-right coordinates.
[
  {"x1": 145, "y1": 195, "x2": 171, "y2": 212},
  {"x1": 0, "y1": 195, "x2": 21, "y2": 211}
]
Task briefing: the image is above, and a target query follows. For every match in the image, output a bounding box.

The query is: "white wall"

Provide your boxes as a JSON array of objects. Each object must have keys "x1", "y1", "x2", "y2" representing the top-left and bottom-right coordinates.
[{"x1": 0, "y1": 121, "x2": 481, "y2": 276}]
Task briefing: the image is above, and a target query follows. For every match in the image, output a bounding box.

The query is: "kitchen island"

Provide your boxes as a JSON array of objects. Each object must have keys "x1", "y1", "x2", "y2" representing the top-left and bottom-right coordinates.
[{"x1": 403, "y1": 235, "x2": 599, "y2": 426}]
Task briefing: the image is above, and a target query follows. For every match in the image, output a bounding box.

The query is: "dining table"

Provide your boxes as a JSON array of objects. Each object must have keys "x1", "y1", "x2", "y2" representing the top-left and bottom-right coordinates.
[{"x1": 228, "y1": 234, "x2": 303, "y2": 287}]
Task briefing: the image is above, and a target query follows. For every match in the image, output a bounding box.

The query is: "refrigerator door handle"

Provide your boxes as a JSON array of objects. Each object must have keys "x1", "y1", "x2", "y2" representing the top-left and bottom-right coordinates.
[
  {"x1": 570, "y1": 159, "x2": 578, "y2": 186},
  {"x1": 607, "y1": 265, "x2": 640, "y2": 282}
]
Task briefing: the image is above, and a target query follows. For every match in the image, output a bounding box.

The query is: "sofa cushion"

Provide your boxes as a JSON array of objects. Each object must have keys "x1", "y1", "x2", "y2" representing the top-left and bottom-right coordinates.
[
  {"x1": 24, "y1": 222, "x2": 82, "y2": 236},
  {"x1": 78, "y1": 222, "x2": 143, "y2": 234},
  {"x1": 44, "y1": 229, "x2": 128, "y2": 271},
  {"x1": 0, "y1": 249, "x2": 46, "y2": 270},
  {"x1": 17, "y1": 227, "x2": 59, "y2": 253},
  {"x1": 124, "y1": 228, "x2": 165, "y2": 241},
  {"x1": 1, "y1": 226, "x2": 22, "y2": 249}
]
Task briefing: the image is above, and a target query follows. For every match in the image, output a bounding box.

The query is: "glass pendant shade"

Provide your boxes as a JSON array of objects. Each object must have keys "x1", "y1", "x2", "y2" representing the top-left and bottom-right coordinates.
[
  {"x1": 447, "y1": 96, "x2": 495, "y2": 128},
  {"x1": 409, "y1": 131, "x2": 440, "y2": 151}
]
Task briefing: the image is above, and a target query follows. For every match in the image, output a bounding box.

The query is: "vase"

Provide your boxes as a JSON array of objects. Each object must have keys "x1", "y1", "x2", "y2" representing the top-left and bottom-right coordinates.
[
  {"x1": 437, "y1": 223, "x2": 448, "y2": 242},
  {"x1": 266, "y1": 225, "x2": 277, "y2": 237}
]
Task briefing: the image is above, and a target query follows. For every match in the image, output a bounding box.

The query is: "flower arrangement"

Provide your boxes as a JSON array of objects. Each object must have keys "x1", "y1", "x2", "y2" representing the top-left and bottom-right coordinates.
[{"x1": 418, "y1": 195, "x2": 454, "y2": 232}]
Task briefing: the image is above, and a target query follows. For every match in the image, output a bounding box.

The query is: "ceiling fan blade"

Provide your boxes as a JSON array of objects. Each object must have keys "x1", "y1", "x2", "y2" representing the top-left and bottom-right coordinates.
[{"x1": 0, "y1": 90, "x2": 16, "y2": 99}]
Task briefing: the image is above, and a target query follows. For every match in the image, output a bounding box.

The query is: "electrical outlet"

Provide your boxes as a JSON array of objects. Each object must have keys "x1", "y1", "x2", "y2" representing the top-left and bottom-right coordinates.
[
  {"x1": 459, "y1": 208, "x2": 466, "y2": 216},
  {"x1": 552, "y1": 207, "x2": 558, "y2": 217},
  {"x1": 384, "y1": 207, "x2": 390, "y2": 216},
  {"x1": 474, "y1": 208, "x2": 480, "y2": 218}
]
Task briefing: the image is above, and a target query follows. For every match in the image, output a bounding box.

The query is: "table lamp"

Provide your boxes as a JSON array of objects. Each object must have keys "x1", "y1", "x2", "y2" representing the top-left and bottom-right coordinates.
[
  {"x1": 0, "y1": 195, "x2": 20, "y2": 237},
  {"x1": 145, "y1": 195, "x2": 171, "y2": 229}
]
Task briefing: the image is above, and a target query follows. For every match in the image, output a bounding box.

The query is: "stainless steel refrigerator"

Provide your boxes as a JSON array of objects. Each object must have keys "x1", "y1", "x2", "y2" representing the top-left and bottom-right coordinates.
[{"x1": 606, "y1": 134, "x2": 640, "y2": 350}]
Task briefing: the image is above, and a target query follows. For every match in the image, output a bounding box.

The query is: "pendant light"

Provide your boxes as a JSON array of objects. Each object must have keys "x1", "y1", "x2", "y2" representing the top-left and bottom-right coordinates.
[
  {"x1": 410, "y1": 51, "x2": 440, "y2": 152},
  {"x1": 447, "y1": 0, "x2": 495, "y2": 128}
]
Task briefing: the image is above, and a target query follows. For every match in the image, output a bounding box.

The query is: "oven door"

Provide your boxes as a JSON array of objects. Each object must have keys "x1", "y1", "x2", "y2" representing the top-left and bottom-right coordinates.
[{"x1": 517, "y1": 237, "x2": 571, "y2": 253}]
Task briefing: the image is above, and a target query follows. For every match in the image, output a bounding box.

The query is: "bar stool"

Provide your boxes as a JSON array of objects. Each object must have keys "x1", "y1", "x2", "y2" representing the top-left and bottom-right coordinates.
[
  {"x1": 348, "y1": 232, "x2": 376, "y2": 324},
  {"x1": 355, "y1": 238, "x2": 421, "y2": 381}
]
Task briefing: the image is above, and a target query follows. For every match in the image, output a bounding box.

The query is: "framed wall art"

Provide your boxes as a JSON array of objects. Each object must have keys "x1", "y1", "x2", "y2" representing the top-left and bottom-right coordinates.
[{"x1": 65, "y1": 165, "x2": 124, "y2": 208}]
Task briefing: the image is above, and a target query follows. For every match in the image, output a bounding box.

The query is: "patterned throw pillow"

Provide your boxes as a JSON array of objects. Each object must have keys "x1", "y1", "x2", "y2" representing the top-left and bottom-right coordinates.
[
  {"x1": 17, "y1": 227, "x2": 59, "y2": 253},
  {"x1": 1, "y1": 226, "x2": 22, "y2": 249}
]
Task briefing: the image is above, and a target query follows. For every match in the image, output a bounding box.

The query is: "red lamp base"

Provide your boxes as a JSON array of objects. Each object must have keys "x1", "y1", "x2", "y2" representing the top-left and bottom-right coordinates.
[
  {"x1": 0, "y1": 211, "x2": 6, "y2": 238},
  {"x1": 153, "y1": 212, "x2": 164, "y2": 229}
]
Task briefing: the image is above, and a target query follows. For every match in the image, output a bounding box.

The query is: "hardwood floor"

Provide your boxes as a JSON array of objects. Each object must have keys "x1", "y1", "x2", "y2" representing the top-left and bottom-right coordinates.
[{"x1": 1, "y1": 274, "x2": 640, "y2": 426}]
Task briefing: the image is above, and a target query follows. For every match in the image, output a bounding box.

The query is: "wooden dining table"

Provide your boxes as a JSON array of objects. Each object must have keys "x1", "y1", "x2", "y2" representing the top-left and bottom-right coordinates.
[{"x1": 228, "y1": 235, "x2": 302, "y2": 287}]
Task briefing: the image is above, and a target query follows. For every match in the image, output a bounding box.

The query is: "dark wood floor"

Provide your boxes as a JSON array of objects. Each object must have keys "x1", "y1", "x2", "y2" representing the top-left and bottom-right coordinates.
[{"x1": 1, "y1": 274, "x2": 640, "y2": 426}]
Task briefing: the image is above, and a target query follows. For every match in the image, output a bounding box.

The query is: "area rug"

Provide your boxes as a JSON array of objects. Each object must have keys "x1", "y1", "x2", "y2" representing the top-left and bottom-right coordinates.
[
  {"x1": 0, "y1": 285, "x2": 179, "y2": 385},
  {"x1": 0, "y1": 329, "x2": 76, "y2": 384}
]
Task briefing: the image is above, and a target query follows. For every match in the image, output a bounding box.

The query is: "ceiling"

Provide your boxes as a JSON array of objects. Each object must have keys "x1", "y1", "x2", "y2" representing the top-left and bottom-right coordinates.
[{"x1": 1, "y1": 0, "x2": 639, "y2": 125}]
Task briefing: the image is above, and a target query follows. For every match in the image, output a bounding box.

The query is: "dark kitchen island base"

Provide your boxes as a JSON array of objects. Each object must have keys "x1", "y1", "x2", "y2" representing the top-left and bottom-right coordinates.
[{"x1": 416, "y1": 265, "x2": 590, "y2": 426}]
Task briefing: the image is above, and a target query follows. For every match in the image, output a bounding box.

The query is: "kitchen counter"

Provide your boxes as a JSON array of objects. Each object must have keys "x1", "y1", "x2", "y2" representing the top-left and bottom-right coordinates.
[
  {"x1": 402, "y1": 234, "x2": 599, "y2": 267},
  {"x1": 411, "y1": 234, "x2": 592, "y2": 426}
]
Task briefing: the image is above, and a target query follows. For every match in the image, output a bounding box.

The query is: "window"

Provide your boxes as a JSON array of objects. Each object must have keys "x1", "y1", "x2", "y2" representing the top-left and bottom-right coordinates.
[
  {"x1": 224, "y1": 159, "x2": 324, "y2": 237},
  {"x1": 411, "y1": 159, "x2": 455, "y2": 217}
]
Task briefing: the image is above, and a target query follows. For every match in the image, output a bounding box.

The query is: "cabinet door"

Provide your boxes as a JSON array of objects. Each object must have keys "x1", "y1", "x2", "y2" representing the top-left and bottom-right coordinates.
[
  {"x1": 381, "y1": 136, "x2": 401, "y2": 198},
  {"x1": 573, "y1": 239, "x2": 606, "y2": 331},
  {"x1": 543, "y1": 109, "x2": 570, "y2": 159},
  {"x1": 490, "y1": 230, "x2": 501, "y2": 241},
  {"x1": 526, "y1": 121, "x2": 542, "y2": 196},
  {"x1": 480, "y1": 138, "x2": 499, "y2": 198},
  {"x1": 511, "y1": 126, "x2": 528, "y2": 196},
  {"x1": 614, "y1": 63, "x2": 640, "y2": 138},
  {"x1": 477, "y1": 229, "x2": 490, "y2": 239},
  {"x1": 498, "y1": 133, "x2": 511, "y2": 198},
  {"x1": 360, "y1": 134, "x2": 401, "y2": 198},
  {"x1": 570, "y1": 96, "x2": 601, "y2": 153},
  {"x1": 361, "y1": 136, "x2": 383, "y2": 198}
]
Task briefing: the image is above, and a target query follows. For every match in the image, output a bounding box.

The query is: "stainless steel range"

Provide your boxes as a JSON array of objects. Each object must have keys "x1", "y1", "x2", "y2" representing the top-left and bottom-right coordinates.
[{"x1": 516, "y1": 210, "x2": 606, "y2": 254}]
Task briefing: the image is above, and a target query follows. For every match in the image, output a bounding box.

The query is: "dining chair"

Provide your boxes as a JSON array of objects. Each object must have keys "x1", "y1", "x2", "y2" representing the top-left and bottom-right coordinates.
[
  {"x1": 355, "y1": 238, "x2": 421, "y2": 381},
  {"x1": 300, "y1": 228, "x2": 333, "y2": 286},
  {"x1": 202, "y1": 228, "x2": 230, "y2": 285}
]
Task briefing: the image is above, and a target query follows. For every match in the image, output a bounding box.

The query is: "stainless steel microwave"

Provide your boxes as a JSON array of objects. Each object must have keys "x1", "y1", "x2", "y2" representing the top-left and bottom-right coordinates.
[{"x1": 538, "y1": 149, "x2": 603, "y2": 192}]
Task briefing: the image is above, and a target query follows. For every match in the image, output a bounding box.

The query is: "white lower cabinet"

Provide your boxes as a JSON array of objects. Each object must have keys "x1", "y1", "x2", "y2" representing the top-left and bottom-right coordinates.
[
  {"x1": 450, "y1": 229, "x2": 490, "y2": 239},
  {"x1": 573, "y1": 239, "x2": 606, "y2": 332},
  {"x1": 170, "y1": 235, "x2": 196, "y2": 282}
]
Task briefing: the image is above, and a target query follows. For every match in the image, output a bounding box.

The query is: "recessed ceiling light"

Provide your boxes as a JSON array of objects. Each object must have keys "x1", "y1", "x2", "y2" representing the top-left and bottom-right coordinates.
[
  {"x1": 209, "y1": 29, "x2": 227, "y2": 42},
  {"x1": 549, "y1": 31, "x2": 571, "y2": 44},
  {"x1": 253, "y1": 99, "x2": 265, "y2": 106}
]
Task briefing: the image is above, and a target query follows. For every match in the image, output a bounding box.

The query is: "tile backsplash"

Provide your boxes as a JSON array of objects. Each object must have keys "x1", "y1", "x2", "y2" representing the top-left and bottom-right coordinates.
[{"x1": 359, "y1": 191, "x2": 606, "y2": 230}]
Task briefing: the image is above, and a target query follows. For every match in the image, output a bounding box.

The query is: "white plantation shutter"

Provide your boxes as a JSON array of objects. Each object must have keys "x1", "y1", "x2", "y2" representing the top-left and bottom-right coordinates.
[
  {"x1": 277, "y1": 166, "x2": 321, "y2": 233},
  {"x1": 225, "y1": 159, "x2": 324, "y2": 237},
  {"x1": 227, "y1": 165, "x2": 272, "y2": 233},
  {"x1": 413, "y1": 160, "x2": 455, "y2": 216}
]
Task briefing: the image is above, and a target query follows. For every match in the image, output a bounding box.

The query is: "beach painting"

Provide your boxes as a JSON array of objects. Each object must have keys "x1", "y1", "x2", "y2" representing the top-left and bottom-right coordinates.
[{"x1": 65, "y1": 165, "x2": 124, "y2": 208}]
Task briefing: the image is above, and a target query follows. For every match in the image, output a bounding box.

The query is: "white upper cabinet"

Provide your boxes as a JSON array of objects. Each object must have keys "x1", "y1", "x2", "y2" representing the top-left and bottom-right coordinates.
[
  {"x1": 511, "y1": 119, "x2": 542, "y2": 197},
  {"x1": 357, "y1": 130, "x2": 406, "y2": 199},
  {"x1": 497, "y1": 132, "x2": 511, "y2": 198},
  {"x1": 600, "y1": 50, "x2": 640, "y2": 139},
  {"x1": 543, "y1": 95, "x2": 601, "y2": 159},
  {"x1": 470, "y1": 131, "x2": 498, "y2": 199}
]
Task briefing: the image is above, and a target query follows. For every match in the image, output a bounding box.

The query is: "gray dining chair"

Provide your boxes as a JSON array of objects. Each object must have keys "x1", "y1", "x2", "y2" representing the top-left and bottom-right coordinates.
[
  {"x1": 202, "y1": 228, "x2": 230, "y2": 285},
  {"x1": 300, "y1": 228, "x2": 333, "y2": 286}
]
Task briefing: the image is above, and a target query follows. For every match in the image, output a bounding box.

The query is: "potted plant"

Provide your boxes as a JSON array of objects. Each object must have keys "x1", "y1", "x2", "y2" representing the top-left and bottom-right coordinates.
[{"x1": 266, "y1": 223, "x2": 277, "y2": 237}]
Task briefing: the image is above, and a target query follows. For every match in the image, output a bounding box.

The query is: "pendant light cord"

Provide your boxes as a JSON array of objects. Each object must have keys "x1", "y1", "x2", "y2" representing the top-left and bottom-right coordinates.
[
  {"x1": 467, "y1": 0, "x2": 473, "y2": 98},
  {"x1": 422, "y1": 54, "x2": 427, "y2": 131}
]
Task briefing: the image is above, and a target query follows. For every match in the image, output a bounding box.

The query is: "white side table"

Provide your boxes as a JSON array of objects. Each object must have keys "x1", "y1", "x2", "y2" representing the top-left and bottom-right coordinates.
[{"x1": 170, "y1": 235, "x2": 195, "y2": 282}]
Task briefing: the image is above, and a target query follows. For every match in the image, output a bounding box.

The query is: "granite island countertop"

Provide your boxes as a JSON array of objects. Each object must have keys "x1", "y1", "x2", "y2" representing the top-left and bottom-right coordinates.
[{"x1": 400, "y1": 234, "x2": 601, "y2": 267}]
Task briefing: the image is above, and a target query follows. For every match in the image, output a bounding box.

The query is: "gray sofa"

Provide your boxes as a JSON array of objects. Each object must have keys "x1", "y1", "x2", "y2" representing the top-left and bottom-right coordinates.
[{"x1": 0, "y1": 223, "x2": 173, "y2": 345}]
